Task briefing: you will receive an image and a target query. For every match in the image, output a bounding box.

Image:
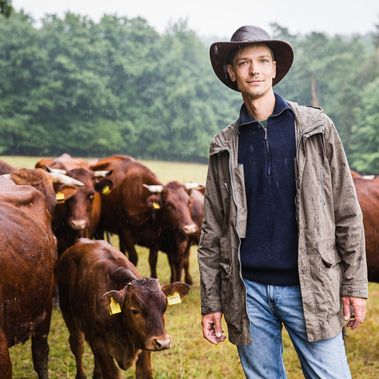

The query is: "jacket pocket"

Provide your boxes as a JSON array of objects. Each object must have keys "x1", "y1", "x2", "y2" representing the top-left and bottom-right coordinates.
[{"x1": 318, "y1": 244, "x2": 341, "y2": 268}]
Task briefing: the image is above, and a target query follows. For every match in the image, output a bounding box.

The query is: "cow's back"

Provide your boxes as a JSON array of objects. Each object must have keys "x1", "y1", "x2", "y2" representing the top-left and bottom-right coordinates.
[
  {"x1": 354, "y1": 177, "x2": 379, "y2": 281},
  {"x1": 57, "y1": 239, "x2": 139, "y2": 331},
  {"x1": 0, "y1": 180, "x2": 56, "y2": 346}
]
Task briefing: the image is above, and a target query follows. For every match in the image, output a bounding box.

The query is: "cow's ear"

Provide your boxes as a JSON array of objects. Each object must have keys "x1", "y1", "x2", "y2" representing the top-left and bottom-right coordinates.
[
  {"x1": 146, "y1": 194, "x2": 161, "y2": 210},
  {"x1": 55, "y1": 185, "x2": 78, "y2": 203},
  {"x1": 101, "y1": 288, "x2": 127, "y2": 314},
  {"x1": 161, "y1": 282, "x2": 190, "y2": 300},
  {"x1": 94, "y1": 178, "x2": 113, "y2": 195}
]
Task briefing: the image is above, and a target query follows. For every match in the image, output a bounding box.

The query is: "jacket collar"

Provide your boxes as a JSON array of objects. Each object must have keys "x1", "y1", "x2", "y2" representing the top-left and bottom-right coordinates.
[
  {"x1": 238, "y1": 92, "x2": 293, "y2": 127},
  {"x1": 209, "y1": 98, "x2": 327, "y2": 157}
]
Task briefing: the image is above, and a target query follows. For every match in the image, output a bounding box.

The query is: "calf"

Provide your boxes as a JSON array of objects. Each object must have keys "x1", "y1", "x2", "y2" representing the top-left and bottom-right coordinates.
[{"x1": 57, "y1": 239, "x2": 189, "y2": 379}]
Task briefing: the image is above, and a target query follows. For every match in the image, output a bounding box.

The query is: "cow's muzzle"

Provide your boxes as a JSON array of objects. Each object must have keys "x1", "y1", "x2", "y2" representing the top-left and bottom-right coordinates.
[
  {"x1": 183, "y1": 223, "x2": 198, "y2": 235},
  {"x1": 145, "y1": 335, "x2": 171, "y2": 351},
  {"x1": 70, "y1": 219, "x2": 87, "y2": 230}
]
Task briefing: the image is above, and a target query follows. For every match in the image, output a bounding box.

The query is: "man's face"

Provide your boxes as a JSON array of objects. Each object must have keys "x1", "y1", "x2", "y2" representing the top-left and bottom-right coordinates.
[{"x1": 227, "y1": 44, "x2": 276, "y2": 100}]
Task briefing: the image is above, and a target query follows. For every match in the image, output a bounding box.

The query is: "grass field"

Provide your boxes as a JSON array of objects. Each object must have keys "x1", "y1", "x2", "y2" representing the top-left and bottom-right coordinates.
[{"x1": 3, "y1": 156, "x2": 379, "y2": 378}]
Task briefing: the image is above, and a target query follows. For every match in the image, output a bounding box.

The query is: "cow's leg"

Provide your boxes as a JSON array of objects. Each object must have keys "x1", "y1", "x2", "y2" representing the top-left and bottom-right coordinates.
[
  {"x1": 0, "y1": 328, "x2": 11, "y2": 379},
  {"x1": 183, "y1": 241, "x2": 193, "y2": 285},
  {"x1": 69, "y1": 329, "x2": 87, "y2": 379},
  {"x1": 119, "y1": 229, "x2": 138, "y2": 266},
  {"x1": 149, "y1": 248, "x2": 159, "y2": 278},
  {"x1": 60, "y1": 299, "x2": 86, "y2": 379},
  {"x1": 167, "y1": 253, "x2": 179, "y2": 283},
  {"x1": 31, "y1": 304, "x2": 52, "y2": 379},
  {"x1": 135, "y1": 350, "x2": 153, "y2": 379},
  {"x1": 91, "y1": 343, "x2": 121, "y2": 379}
]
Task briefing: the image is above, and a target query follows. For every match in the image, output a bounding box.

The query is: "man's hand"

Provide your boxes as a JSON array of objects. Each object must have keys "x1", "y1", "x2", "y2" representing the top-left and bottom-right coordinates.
[
  {"x1": 201, "y1": 312, "x2": 226, "y2": 344},
  {"x1": 342, "y1": 296, "x2": 366, "y2": 330}
]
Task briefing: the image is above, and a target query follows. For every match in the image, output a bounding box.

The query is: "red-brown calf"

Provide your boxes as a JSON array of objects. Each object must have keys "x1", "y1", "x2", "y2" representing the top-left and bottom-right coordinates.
[{"x1": 57, "y1": 239, "x2": 189, "y2": 379}]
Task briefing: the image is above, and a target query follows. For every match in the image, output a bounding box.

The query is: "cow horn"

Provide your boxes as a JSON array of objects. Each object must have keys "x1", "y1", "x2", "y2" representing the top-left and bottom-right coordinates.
[
  {"x1": 93, "y1": 170, "x2": 111, "y2": 177},
  {"x1": 49, "y1": 173, "x2": 85, "y2": 187},
  {"x1": 46, "y1": 166, "x2": 67, "y2": 175},
  {"x1": 143, "y1": 184, "x2": 163, "y2": 193},
  {"x1": 184, "y1": 182, "x2": 203, "y2": 190}
]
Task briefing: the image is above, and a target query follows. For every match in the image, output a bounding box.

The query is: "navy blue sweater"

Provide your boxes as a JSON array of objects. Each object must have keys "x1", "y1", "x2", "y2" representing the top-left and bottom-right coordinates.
[{"x1": 238, "y1": 93, "x2": 299, "y2": 285}]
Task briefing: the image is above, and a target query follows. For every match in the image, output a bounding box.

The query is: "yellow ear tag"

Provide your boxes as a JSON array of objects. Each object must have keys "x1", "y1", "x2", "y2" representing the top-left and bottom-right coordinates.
[
  {"x1": 109, "y1": 297, "x2": 122, "y2": 315},
  {"x1": 56, "y1": 192, "x2": 65, "y2": 204},
  {"x1": 102, "y1": 185, "x2": 111, "y2": 195},
  {"x1": 152, "y1": 202, "x2": 160, "y2": 209},
  {"x1": 167, "y1": 292, "x2": 182, "y2": 306}
]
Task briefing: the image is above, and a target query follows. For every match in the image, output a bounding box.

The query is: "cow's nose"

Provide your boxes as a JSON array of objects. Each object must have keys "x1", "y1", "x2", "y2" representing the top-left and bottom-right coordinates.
[
  {"x1": 70, "y1": 219, "x2": 87, "y2": 230},
  {"x1": 183, "y1": 223, "x2": 198, "y2": 235},
  {"x1": 153, "y1": 336, "x2": 171, "y2": 350}
]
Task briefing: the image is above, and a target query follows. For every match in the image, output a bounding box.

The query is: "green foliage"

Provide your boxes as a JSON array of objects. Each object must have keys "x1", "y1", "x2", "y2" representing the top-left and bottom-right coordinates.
[
  {"x1": 0, "y1": 13, "x2": 378, "y2": 167},
  {"x1": 350, "y1": 77, "x2": 379, "y2": 172},
  {"x1": 0, "y1": 0, "x2": 12, "y2": 17}
]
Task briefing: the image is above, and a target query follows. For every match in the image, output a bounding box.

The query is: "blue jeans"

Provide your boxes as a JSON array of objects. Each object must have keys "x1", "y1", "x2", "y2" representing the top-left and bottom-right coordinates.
[{"x1": 237, "y1": 280, "x2": 351, "y2": 379}]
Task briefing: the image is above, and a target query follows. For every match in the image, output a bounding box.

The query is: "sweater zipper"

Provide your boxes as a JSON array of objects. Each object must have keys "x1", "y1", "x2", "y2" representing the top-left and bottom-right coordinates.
[{"x1": 260, "y1": 123, "x2": 271, "y2": 177}]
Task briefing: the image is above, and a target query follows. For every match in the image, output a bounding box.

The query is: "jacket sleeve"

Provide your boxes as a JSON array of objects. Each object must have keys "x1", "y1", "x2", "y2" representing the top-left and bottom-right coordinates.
[
  {"x1": 197, "y1": 153, "x2": 225, "y2": 315},
  {"x1": 324, "y1": 116, "x2": 368, "y2": 298}
]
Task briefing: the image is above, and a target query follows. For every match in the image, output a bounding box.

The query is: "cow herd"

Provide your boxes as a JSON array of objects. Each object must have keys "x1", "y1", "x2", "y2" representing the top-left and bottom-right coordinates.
[
  {"x1": 1, "y1": 155, "x2": 378, "y2": 378},
  {"x1": 0, "y1": 154, "x2": 202, "y2": 378}
]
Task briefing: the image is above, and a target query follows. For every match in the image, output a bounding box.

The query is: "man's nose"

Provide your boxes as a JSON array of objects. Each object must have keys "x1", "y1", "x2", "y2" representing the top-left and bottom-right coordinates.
[{"x1": 249, "y1": 62, "x2": 258, "y2": 75}]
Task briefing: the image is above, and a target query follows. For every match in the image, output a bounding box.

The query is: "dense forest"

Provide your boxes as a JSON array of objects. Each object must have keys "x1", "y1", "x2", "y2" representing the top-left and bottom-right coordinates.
[{"x1": 0, "y1": 11, "x2": 378, "y2": 170}]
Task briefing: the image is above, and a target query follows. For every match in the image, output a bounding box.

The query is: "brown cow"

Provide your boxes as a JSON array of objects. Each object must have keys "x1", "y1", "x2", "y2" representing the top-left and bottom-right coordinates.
[
  {"x1": 36, "y1": 155, "x2": 112, "y2": 255},
  {"x1": 52, "y1": 167, "x2": 112, "y2": 255},
  {"x1": 0, "y1": 169, "x2": 58, "y2": 378},
  {"x1": 353, "y1": 175, "x2": 379, "y2": 282},
  {"x1": 148, "y1": 185, "x2": 205, "y2": 285},
  {"x1": 35, "y1": 153, "x2": 90, "y2": 171},
  {"x1": 0, "y1": 159, "x2": 15, "y2": 175},
  {"x1": 57, "y1": 238, "x2": 189, "y2": 379},
  {"x1": 90, "y1": 156, "x2": 198, "y2": 283}
]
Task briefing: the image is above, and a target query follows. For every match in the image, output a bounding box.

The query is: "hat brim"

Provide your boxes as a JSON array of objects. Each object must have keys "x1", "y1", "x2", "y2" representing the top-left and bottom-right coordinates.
[{"x1": 210, "y1": 40, "x2": 294, "y2": 91}]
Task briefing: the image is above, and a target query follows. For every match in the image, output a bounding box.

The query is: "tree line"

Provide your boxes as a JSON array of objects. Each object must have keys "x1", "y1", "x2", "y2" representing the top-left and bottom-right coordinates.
[{"x1": 0, "y1": 12, "x2": 378, "y2": 170}]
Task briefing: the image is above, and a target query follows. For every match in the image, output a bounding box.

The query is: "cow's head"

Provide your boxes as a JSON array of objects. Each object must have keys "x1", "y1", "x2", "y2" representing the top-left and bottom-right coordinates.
[
  {"x1": 102, "y1": 278, "x2": 189, "y2": 351},
  {"x1": 144, "y1": 182, "x2": 198, "y2": 236},
  {"x1": 54, "y1": 168, "x2": 113, "y2": 235}
]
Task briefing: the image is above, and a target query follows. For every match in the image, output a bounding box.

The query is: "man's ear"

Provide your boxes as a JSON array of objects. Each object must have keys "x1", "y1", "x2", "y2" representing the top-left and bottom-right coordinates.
[
  {"x1": 272, "y1": 60, "x2": 277, "y2": 79},
  {"x1": 227, "y1": 64, "x2": 236, "y2": 82}
]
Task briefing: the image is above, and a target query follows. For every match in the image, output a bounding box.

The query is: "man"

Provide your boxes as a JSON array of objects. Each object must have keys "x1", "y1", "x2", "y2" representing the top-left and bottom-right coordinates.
[{"x1": 198, "y1": 25, "x2": 368, "y2": 378}]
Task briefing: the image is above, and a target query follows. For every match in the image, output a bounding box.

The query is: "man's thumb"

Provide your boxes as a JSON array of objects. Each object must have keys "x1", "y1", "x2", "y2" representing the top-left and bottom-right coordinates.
[{"x1": 342, "y1": 297, "x2": 350, "y2": 321}]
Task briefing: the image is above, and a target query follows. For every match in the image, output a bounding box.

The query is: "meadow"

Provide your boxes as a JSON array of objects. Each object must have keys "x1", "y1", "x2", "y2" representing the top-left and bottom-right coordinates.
[{"x1": 3, "y1": 156, "x2": 379, "y2": 379}]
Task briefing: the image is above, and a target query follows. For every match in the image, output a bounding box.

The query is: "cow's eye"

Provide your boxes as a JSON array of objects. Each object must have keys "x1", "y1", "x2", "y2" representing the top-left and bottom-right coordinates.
[
  {"x1": 88, "y1": 193, "x2": 94, "y2": 200},
  {"x1": 130, "y1": 308, "x2": 140, "y2": 315}
]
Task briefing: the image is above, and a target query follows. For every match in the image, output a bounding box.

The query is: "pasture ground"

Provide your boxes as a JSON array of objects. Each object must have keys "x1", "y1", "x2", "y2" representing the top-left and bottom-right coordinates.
[{"x1": 3, "y1": 156, "x2": 379, "y2": 378}]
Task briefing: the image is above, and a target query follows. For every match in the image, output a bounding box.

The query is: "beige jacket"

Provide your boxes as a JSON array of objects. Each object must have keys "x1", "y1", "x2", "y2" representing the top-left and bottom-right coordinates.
[{"x1": 198, "y1": 101, "x2": 368, "y2": 345}]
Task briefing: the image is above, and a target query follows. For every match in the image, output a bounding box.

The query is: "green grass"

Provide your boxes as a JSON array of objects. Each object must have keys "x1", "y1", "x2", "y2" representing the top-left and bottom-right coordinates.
[{"x1": 4, "y1": 156, "x2": 379, "y2": 378}]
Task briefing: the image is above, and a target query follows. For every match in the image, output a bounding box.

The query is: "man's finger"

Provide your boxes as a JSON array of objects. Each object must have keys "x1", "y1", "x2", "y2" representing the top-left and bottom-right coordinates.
[{"x1": 342, "y1": 297, "x2": 351, "y2": 321}]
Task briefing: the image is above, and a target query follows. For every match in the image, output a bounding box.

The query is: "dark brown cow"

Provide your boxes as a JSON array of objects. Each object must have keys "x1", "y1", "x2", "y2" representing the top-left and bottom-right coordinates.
[
  {"x1": 36, "y1": 155, "x2": 112, "y2": 255},
  {"x1": 0, "y1": 169, "x2": 58, "y2": 378},
  {"x1": 353, "y1": 175, "x2": 379, "y2": 282},
  {"x1": 90, "y1": 156, "x2": 198, "y2": 283},
  {"x1": 148, "y1": 185, "x2": 205, "y2": 285},
  {"x1": 0, "y1": 159, "x2": 15, "y2": 175},
  {"x1": 52, "y1": 167, "x2": 112, "y2": 255},
  {"x1": 57, "y1": 239, "x2": 189, "y2": 379}
]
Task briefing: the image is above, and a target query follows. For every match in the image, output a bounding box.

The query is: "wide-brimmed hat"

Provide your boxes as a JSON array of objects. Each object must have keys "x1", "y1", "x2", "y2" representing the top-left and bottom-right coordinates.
[{"x1": 210, "y1": 25, "x2": 294, "y2": 91}]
